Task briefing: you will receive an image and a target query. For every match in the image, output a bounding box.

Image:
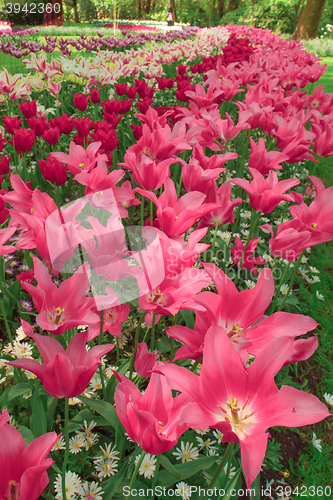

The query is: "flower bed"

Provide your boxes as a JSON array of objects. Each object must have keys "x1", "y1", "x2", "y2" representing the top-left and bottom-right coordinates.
[{"x1": 0, "y1": 24, "x2": 332, "y2": 500}]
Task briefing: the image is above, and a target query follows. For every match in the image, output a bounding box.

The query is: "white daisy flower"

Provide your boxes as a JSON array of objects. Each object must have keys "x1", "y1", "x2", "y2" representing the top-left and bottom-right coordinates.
[
  {"x1": 15, "y1": 326, "x2": 26, "y2": 342},
  {"x1": 69, "y1": 397, "x2": 82, "y2": 406},
  {"x1": 12, "y1": 342, "x2": 33, "y2": 359},
  {"x1": 244, "y1": 280, "x2": 256, "y2": 289},
  {"x1": 94, "y1": 458, "x2": 119, "y2": 478},
  {"x1": 52, "y1": 436, "x2": 66, "y2": 451},
  {"x1": 76, "y1": 420, "x2": 97, "y2": 437},
  {"x1": 280, "y1": 284, "x2": 289, "y2": 295},
  {"x1": 89, "y1": 378, "x2": 105, "y2": 392},
  {"x1": 134, "y1": 453, "x2": 156, "y2": 479},
  {"x1": 95, "y1": 443, "x2": 120, "y2": 461},
  {"x1": 54, "y1": 471, "x2": 82, "y2": 499},
  {"x1": 212, "y1": 430, "x2": 224, "y2": 443},
  {"x1": 79, "y1": 481, "x2": 103, "y2": 500},
  {"x1": 69, "y1": 434, "x2": 86, "y2": 454},
  {"x1": 323, "y1": 393, "x2": 333, "y2": 406},
  {"x1": 195, "y1": 427, "x2": 210, "y2": 436},
  {"x1": 196, "y1": 436, "x2": 218, "y2": 451},
  {"x1": 316, "y1": 291, "x2": 325, "y2": 301},
  {"x1": 311, "y1": 432, "x2": 322, "y2": 452},
  {"x1": 175, "y1": 481, "x2": 191, "y2": 500},
  {"x1": 83, "y1": 433, "x2": 99, "y2": 450},
  {"x1": 172, "y1": 441, "x2": 199, "y2": 463}
]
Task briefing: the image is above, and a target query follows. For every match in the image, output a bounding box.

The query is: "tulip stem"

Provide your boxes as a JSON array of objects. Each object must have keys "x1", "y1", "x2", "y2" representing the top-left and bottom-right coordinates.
[
  {"x1": 98, "y1": 308, "x2": 107, "y2": 400},
  {"x1": 278, "y1": 251, "x2": 305, "y2": 311},
  {"x1": 270, "y1": 261, "x2": 291, "y2": 313},
  {"x1": 150, "y1": 454, "x2": 161, "y2": 500},
  {"x1": 0, "y1": 298, "x2": 14, "y2": 349},
  {"x1": 210, "y1": 221, "x2": 219, "y2": 263},
  {"x1": 62, "y1": 398, "x2": 69, "y2": 500},
  {"x1": 129, "y1": 449, "x2": 145, "y2": 499},
  {"x1": 140, "y1": 197, "x2": 144, "y2": 226},
  {"x1": 150, "y1": 311, "x2": 156, "y2": 351},
  {"x1": 235, "y1": 211, "x2": 261, "y2": 285},
  {"x1": 190, "y1": 355, "x2": 203, "y2": 372},
  {"x1": 129, "y1": 311, "x2": 146, "y2": 380},
  {"x1": 150, "y1": 200, "x2": 154, "y2": 227},
  {"x1": 203, "y1": 442, "x2": 234, "y2": 500}
]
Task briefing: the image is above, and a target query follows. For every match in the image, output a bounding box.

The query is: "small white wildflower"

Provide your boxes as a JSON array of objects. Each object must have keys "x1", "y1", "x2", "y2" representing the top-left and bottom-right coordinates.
[
  {"x1": 240, "y1": 210, "x2": 252, "y2": 219},
  {"x1": 301, "y1": 255, "x2": 308, "y2": 264},
  {"x1": 12, "y1": 342, "x2": 33, "y2": 359},
  {"x1": 89, "y1": 377, "x2": 104, "y2": 391},
  {"x1": 172, "y1": 441, "x2": 199, "y2": 463},
  {"x1": 323, "y1": 393, "x2": 333, "y2": 406},
  {"x1": 79, "y1": 481, "x2": 104, "y2": 500},
  {"x1": 94, "y1": 458, "x2": 119, "y2": 478},
  {"x1": 77, "y1": 324, "x2": 89, "y2": 331},
  {"x1": 52, "y1": 436, "x2": 66, "y2": 451},
  {"x1": 212, "y1": 429, "x2": 224, "y2": 443},
  {"x1": 280, "y1": 284, "x2": 289, "y2": 295},
  {"x1": 195, "y1": 427, "x2": 209, "y2": 435},
  {"x1": 134, "y1": 453, "x2": 156, "y2": 479},
  {"x1": 307, "y1": 275, "x2": 320, "y2": 284},
  {"x1": 175, "y1": 481, "x2": 191, "y2": 500},
  {"x1": 196, "y1": 436, "x2": 218, "y2": 451},
  {"x1": 15, "y1": 326, "x2": 26, "y2": 342},
  {"x1": 316, "y1": 291, "x2": 325, "y2": 301},
  {"x1": 95, "y1": 443, "x2": 120, "y2": 462},
  {"x1": 69, "y1": 397, "x2": 82, "y2": 405},
  {"x1": 54, "y1": 471, "x2": 82, "y2": 499},
  {"x1": 69, "y1": 434, "x2": 86, "y2": 454},
  {"x1": 244, "y1": 280, "x2": 256, "y2": 289},
  {"x1": 311, "y1": 432, "x2": 322, "y2": 452},
  {"x1": 22, "y1": 390, "x2": 32, "y2": 399},
  {"x1": 310, "y1": 266, "x2": 320, "y2": 273}
]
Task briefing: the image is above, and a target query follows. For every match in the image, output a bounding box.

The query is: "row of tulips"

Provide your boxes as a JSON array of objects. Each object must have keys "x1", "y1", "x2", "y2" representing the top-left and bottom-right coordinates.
[{"x1": 0, "y1": 24, "x2": 332, "y2": 500}]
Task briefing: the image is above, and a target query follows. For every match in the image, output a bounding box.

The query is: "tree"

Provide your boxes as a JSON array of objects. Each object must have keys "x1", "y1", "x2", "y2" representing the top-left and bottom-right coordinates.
[{"x1": 292, "y1": 0, "x2": 327, "y2": 39}]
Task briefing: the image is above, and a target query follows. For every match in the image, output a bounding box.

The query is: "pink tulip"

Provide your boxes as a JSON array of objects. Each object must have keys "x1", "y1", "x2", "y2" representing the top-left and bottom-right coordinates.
[
  {"x1": 134, "y1": 342, "x2": 159, "y2": 378},
  {"x1": 194, "y1": 263, "x2": 318, "y2": 358},
  {"x1": 248, "y1": 137, "x2": 289, "y2": 175},
  {"x1": 261, "y1": 222, "x2": 312, "y2": 261},
  {"x1": 197, "y1": 181, "x2": 243, "y2": 229},
  {"x1": 51, "y1": 141, "x2": 107, "y2": 176},
  {"x1": 232, "y1": 168, "x2": 300, "y2": 213},
  {"x1": 21, "y1": 256, "x2": 99, "y2": 335},
  {"x1": 230, "y1": 235, "x2": 265, "y2": 275},
  {"x1": 155, "y1": 328, "x2": 329, "y2": 487},
  {"x1": 7, "y1": 320, "x2": 114, "y2": 399},
  {"x1": 114, "y1": 372, "x2": 189, "y2": 455},
  {"x1": 0, "y1": 226, "x2": 17, "y2": 255},
  {"x1": 137, "y1": 178, "x2": 220, "y2": 237},
  {"x1": 0, "y1": 408, "x2": 58, "y2": 500}
]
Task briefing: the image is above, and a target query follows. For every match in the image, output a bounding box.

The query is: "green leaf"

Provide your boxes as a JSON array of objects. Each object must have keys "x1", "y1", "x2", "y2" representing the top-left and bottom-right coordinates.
[
  {"x1": 157, "y1": 456, "x2": 219, "y2": 488},
  {"x1": 159, "y1": 455, "x2": 183, "y2": 479},
  {"x1": 18, "y1": 424, "x2": 35, "y2": 445},
  {"x1": 0, "y1": 382, "x2": 30, "y2": 408},
  {"x1": 46, "y1": 395, "x2": 58, "y2": 432},
  {"x1": 30, "y1": 390, "x2": 47, "y2": 438},
  {"x1": 100, "y1": 460, "x2": 128, "y2": 498},
  {"x1": 218, "y1": 468, "x2": 242, "y2": 500},
  {"x1": 68, "y1": 409, "x2": 111, "y2": 432},
  {"x1": 105, "y1": 359, "x2": 130, "y2": 404},
  {"x1": 77, "y1": 396, "x2": 119, "y2": 430},
  {"x1": 181, "y1": 309, "x2": 195, "y2": 329}
]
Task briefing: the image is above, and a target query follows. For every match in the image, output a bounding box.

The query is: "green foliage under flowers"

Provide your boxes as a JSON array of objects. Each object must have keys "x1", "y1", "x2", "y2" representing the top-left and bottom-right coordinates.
[{"x1": 220, "y1": 0, "x2": 299, "y2": 34}]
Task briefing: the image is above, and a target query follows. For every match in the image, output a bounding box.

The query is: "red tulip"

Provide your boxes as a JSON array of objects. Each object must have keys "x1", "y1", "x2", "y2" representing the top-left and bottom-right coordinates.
[
  {"x1": 89, "y1": 87, "x2": 101, "y2": 104},
  {"x1": 28, "y1": 116, "x2": 48, "y2": 137},
  {"x1": 39, "y1": 156, "x2": 67, "y2": 186},
  {"x1": 12, "y1": 128, "x2": 35, "y2": 155},
  {"x1": 3, "y1": 115, "x2": 23, "y2": 135},
  {"x1": 43, "y1": 127, "x2": 60, "y2": 146},
  {"x1": 19, "y1": 99, "x2": 37, "y2": 119},
  {"x1": 73, "y1": 93, "x2": 90, "y2": 112}
]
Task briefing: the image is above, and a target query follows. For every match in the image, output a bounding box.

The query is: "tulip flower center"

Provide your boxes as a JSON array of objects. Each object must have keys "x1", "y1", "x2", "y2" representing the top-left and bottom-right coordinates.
[
  {"x1": 6, "y1": 480, "x2": 20, "y2": 500},
  {"x1": 146, "y1": 288, "x2": 166, "y2": 305},
  {"x1": 104, "y1": 308, "x2": 118, "y2": 325},
  {"x1": 311, "y1": 222, "x2": 317, "y2": 229},
  {"x1": 79, "y1": 163, "x2": 85, "y2": 169},
  {"x1": 47, "y1": 306, "x2": 70, "y2": 325},
  {"x1": 217, "y1": 394, "x2": 256, "y2": 439},
  {"x1": 223, "y1": 319, "x2": 244, "y2": 346},
  {"x1": 142, "y1": 147, "x2": 155, "y2": 160}
]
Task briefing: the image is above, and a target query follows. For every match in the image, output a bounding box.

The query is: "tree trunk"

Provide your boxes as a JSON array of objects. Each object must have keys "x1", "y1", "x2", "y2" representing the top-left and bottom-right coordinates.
[
  {"x1": 73, "y1": 0, "x2": 79, "y2": 22},
  {"x1": 169, "y1": 0, "x2": 177, "y2": 22},
  {"x1": 227, "y1": 0, "x2": 239, "y2": 12},
  {"x1": 217, "y1": 0, "x2": 224, "y2": 18},
  {"x1": 292, "y1": 0, "x2": 326, "y2": 39},
  {"x1": 43, "y1": 0, "x2": 64, "y2": 26}
]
